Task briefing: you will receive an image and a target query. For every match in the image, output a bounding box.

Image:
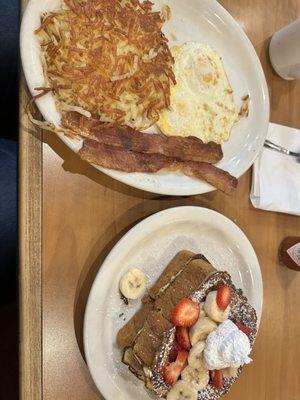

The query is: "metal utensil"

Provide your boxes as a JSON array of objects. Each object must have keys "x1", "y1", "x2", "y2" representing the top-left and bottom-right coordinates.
[{"x1": 264, "y1": 140, "x2": 300, "y2": 159}]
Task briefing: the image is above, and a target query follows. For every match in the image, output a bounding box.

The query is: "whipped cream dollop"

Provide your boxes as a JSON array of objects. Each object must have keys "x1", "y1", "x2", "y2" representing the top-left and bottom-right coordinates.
[{"x1": 204, "y1": 319, "x2": 252, "y2": 370}]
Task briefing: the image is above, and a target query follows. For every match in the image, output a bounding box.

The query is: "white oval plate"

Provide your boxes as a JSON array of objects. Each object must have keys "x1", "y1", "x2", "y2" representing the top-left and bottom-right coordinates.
[
  {"x1": 20, "y1": 0, "x2": 269, "y2": 196},
  {"x1": 84, "y1": 206, "x2": 263, "y2": 400}
]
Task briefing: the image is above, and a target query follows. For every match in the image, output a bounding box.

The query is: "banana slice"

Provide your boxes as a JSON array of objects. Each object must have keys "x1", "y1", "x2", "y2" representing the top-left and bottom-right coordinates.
[
  {"x1": 167, "y1": 380, "x2": 198, "y2": 400},
  {"x1": 223, "y1": 366, "x2": 239, "y2": 378},
  {"x1": 119, "y1": 268, "x2": 147, "y2": 300},
  {"x1": 200, "y1": 302, "x2": 206, "y2": 317},
  {"x1": 181, "y1": 365, "x2": 210, "y2": 391},
  {"x1": 204, "y1": 291, "x2": 230, "y2": 323},
  {"x1": 189, "y1": 316, "x2": 217, "y2": 345},
  {"x1": 188, "y1": 341, "x2": 206, "y2": 369}
]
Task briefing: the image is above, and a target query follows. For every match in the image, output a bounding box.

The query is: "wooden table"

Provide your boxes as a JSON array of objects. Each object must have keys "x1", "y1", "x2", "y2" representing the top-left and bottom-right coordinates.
[{"x1": 20, "y1": 1, "x2": 300, "y2": 399}]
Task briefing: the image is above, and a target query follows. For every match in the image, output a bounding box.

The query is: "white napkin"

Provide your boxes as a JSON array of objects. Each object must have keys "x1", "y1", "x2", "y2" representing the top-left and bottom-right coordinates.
[{"x1": 251, "y1": 122, "x2": 300, "y2": 216}]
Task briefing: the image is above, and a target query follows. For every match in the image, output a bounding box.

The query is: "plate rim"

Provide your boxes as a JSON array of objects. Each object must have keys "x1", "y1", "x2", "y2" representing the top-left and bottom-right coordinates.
[
  {"x1": 83, "y1": 205, "x2": 263, "y2": 399},
  {"x1": 20, "y1": 0, "x2": 270, "y2": 196}
]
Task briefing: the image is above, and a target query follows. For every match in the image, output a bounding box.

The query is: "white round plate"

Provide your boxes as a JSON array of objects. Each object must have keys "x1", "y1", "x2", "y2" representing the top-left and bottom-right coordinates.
[
  {"x1": 84, "y1": 206, "x2": 263, "y2": 400},
  {"x1": 20, "y1": 0, "x2": 269, "y2": 196}
]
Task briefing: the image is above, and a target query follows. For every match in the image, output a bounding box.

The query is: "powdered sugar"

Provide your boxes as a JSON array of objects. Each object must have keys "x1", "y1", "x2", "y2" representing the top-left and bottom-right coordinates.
[{"x1": 151, "y1": 271, "x2": 257, "y2": 399}]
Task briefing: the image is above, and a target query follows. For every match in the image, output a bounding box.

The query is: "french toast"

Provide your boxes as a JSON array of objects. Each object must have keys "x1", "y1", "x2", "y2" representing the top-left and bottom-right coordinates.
[{"x1": 117, "y1": 251, "x2": 257, "y2": 399}]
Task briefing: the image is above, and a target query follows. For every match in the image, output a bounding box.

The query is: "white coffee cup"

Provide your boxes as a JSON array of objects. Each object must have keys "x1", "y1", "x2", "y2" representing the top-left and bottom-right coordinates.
[{"x1": 269, "y1": 18, "x2": 300, "y2": 80}]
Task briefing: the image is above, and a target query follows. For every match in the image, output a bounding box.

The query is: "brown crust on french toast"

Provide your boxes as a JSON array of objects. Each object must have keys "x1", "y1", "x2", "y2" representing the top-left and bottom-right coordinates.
[{"x1": 117, "y1": 251, "x2": 216, "y2": 373}]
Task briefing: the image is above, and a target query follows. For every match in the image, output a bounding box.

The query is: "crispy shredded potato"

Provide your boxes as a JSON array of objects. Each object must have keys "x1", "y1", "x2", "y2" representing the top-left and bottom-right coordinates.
[
  {"x1": 161, "y1": 4, "x2": 171, "y2": 22},
  {"x1": 36, "y1": 0, "x2": 175, "y2": 129},
  {"x1": 238, "y1": 94, "x2": 250, "y2": 119}
]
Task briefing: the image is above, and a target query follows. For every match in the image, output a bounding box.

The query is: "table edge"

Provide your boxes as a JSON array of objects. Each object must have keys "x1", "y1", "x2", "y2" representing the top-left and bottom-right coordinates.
[{"x1": 19, "y1": 71, "x2": 43, "y2": 400}]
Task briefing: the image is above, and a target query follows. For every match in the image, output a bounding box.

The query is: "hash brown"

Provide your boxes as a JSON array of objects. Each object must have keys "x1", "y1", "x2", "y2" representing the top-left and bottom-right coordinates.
[{"x1": 36, "y1": 0, "x2": 175, "y2": 130}]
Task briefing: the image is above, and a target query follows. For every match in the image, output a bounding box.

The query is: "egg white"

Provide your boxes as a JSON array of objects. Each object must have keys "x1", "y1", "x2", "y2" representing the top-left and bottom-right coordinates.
[{"x1": 158, "y1": 42, "x2": 238, "y2": 144}]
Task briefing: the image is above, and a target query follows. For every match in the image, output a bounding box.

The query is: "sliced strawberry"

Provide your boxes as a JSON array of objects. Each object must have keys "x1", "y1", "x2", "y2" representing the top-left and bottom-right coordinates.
[
  {"x1": 216, "y1": 285, "x2": 232, "y2": 311},
  {"x1": 168, "y1": 340, "x2": 181, "y2": 362},
  {"x1": 176, "y1": 326, "x2": 191, "y2": 351},
  {"x1": 163, "y1": 350, "x2": 188, "y2": 385},
  {"x1": 176, "y1": 350, "x2": 189, "y2": 368},
  {"x1": 163, "y1": 363, "x2": 182, "y2": 385},
  {"x1": 171, "y1": 298, "x2": 200, "y2": 327},
  {"x1": 210, "y1": 369, "x2": 223, "y2": 390},
  {"x1": 235, "y1": 322, "x2": 251, "y2": 336}
]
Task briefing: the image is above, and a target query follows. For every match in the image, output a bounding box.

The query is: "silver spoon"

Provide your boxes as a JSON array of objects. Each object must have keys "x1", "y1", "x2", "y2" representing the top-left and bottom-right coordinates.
[{"x1": 264, "y1": 140, "x2": 300, "y2": 159}]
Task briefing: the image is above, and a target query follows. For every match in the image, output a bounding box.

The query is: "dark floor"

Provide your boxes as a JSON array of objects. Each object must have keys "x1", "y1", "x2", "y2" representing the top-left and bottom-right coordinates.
[
  {"x1": 0, "y1": 139, "x2": 18, "y2": 400},
  {"x1": 0, "y1": 300, "x2": 18, "y2": 400},
  {"x1": 0, "y1": 0, "x2": 19, "y2": 398}
]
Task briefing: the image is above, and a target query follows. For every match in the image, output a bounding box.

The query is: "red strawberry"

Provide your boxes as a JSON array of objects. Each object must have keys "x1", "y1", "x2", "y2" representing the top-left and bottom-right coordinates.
[
  {"x1": 216, "y1": 285, "x2": 232, "y2": 311},
  {"x1": 163, "y1": 363, "x2": 182, "y2": 385},
  {"x1": 163, "y1": 350, "x2": 188, "y2": 385},
  {"x1": 171, "y1": 298, "x2": 200, "y2": 327},
  {"x1": 235, "y1": 322, "x2": 251, "y2": 336},
  {"x1": 176, "y1": 350, "x2": 189, "y2": 368},
  {"x1": 169, "y1": 340, "x2": 181, "y2": 362},
  {"x1": 163, "y1": 363, "x2": 181, "y2": 385},
  {"x1": 210, "y1": 369, "x2": 223, "y2": 390},
  {"x1": 176, "y1": 327, "x2": 191, "y2": 351}
]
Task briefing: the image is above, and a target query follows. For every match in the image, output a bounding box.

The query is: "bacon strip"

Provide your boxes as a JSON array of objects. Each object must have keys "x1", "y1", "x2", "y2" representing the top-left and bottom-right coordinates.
[
  {"x1": 79, "y1": 139, "x2": 237, "y2": 194},
  {"x1": 61, "y1": 112, "x2": 223, "y2": 164}
]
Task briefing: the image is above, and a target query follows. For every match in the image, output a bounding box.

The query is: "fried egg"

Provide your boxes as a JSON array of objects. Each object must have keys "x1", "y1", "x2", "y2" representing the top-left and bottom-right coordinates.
[{"x1": 157, "y1": 42, "x2": 238, "y2": 144}]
